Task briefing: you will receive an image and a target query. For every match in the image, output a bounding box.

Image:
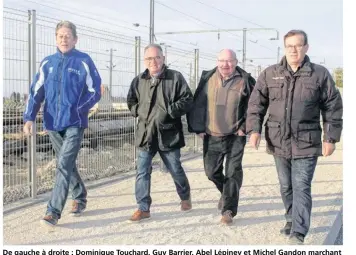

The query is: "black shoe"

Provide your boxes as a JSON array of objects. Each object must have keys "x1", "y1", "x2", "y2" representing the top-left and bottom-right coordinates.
[
  {"x1": 280, "y1": 222, "x2": 292, "y2": 235},
  {"x1": 288, "y1": 232, "x2": 305, "y2": 245}
]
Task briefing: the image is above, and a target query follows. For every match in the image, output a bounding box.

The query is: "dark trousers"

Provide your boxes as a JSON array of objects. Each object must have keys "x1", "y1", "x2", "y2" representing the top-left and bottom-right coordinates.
[
  {"x1": 274, "y1": 156, "x2": 318, "y2": 235},
  {"x1": 203, "y1": 134, "x2": 246, "y2": 217}
]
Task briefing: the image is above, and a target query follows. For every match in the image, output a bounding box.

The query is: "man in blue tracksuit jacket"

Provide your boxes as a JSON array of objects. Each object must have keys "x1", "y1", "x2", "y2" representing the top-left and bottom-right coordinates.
[{"x1": 23, "y1": 21, "x2": 101, "y2": 227}]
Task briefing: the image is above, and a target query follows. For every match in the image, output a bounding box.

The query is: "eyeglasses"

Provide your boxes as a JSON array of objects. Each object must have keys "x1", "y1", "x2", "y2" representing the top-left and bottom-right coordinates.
[
  {"x1": 285, "y1": 44, "x2": 305, "y2": 51},
  {"x1": 144, "y1": 56, "x2": 162, "y2": 62},
  {"x1": 218, "y1": 59, "x2": 236, "y2": 64}
]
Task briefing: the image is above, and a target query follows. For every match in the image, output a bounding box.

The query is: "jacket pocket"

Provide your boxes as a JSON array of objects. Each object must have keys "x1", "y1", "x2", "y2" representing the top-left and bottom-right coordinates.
[
  {"x1": 297, "y1": 123, "x2": 322, "y2": 149},
  {"x1": 268, "y1": 83, "x2": 284, "y2": 100},
  {"x1": 265, "y1": 121, "x2": 282, "y2": 148},
  {"x1": 158, "y1": 123, "x2": 180, "y2": 148},
  {"x1": 300, "y1": 83, "x2": 319, "y2": 102}
]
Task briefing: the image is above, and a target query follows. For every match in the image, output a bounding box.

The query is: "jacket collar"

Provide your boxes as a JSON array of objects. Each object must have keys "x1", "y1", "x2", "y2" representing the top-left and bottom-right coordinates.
[
  {"x1": 202, "y1": 66, "x2": 248, "y2": 80},
  {"x1": 278, "y1": 55, "x2": 313, "y2": 77},
  {"x1": 56, "y1": 47, "x2": 77, "y2": 57},
  {"x1": 141, "y1": 64, "x2": 168, "y2": 80}
]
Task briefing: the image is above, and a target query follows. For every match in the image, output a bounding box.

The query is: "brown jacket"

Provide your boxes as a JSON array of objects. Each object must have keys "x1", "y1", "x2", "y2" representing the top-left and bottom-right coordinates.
[{"x1": 246, "y1": 55, "x2": 343, "y2": 159}]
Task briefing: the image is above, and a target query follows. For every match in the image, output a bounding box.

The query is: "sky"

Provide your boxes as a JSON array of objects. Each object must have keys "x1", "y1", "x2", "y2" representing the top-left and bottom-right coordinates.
[
  {"x1": 2, "y1": 0, "x2": 343, "y2": 97},
  {"x1": 4, "y1": 0, "x2": 343, "y2": 68}
]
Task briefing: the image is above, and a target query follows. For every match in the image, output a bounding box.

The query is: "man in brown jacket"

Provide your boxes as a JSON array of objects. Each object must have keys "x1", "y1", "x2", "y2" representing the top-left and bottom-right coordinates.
[
  {"x1": 246, "y1": 30, "x2": 343, "y2": 244},
  {"x1": 187, "y1": 49, "x2": 255, "y2": 225}
]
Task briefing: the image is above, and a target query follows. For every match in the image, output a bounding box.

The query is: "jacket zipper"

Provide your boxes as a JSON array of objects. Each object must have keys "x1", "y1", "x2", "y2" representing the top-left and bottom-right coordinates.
[
  {"x1": 283, "y1": 78, "x2": 290, "y2": 141},
  {"x1": 55, "y1": 55, "x2": 64, "y2": 128},
  {"x1": 284, "y1": 76, "x2": 295, "y2": 156}
]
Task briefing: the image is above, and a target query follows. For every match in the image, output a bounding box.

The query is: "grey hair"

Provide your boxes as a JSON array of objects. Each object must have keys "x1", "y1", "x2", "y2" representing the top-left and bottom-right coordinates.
[
  {"x1": 56, "y1": 20, "x2": 77, "y2": 38},
  {"x1": 144, "y1": 44, "x2": 164, "y2": 55}
]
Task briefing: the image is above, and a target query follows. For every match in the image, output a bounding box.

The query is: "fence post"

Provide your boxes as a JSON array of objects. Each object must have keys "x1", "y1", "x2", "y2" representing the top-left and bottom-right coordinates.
[
  {"x1": 194, "y1": 49, "x2": 199, "y2": 153},
  {"x1": 28, "y1": 9, "x2": 37, "y2": 198},
  {"x1": 134, "y1": 36, "x2": 141, "y2": 169}
]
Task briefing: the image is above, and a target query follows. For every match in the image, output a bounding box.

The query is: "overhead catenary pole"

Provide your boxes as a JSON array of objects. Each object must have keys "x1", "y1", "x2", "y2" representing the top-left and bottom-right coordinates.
[
  {"x1": 28, "y1": 9, "x2": 37, "y2": 198},
  {"x1": 107, "y1": 48, "x2": 116, "y2": 97},
  {"x1": 277, "y1": 46, "x2": 281, "y2": 63},
  {"x1": 242, "y1": 28, "x2": 247, "y2": 70},
  {"x1": 149, "y1": 0, "x2": 155, "y2": 43},
  {"x1": 109, "y1": 48, "x2": 113, "y2": 96}
]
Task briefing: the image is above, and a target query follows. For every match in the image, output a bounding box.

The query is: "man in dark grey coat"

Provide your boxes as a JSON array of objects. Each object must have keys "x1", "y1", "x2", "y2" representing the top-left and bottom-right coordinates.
[
  {"x1": 246, "y1": 30, "x2": 343, "y2": 244},
  {"x1": 127, "y1": 44, "x2": 193, "y2": 222}
]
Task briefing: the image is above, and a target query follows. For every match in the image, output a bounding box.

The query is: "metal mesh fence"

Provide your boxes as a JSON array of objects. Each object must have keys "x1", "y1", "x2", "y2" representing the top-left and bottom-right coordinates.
[
  {"x1": 3, "y1": 9, "x2": 31, "y2": 203},
  {"x1": 2, "y1": 8, "x2": 216, "y2": 204}
]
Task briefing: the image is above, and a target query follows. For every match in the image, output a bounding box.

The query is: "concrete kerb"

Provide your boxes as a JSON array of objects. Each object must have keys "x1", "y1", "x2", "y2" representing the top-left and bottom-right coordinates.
[
  {"x1": 323, "y1": 206, "x2": 343, "y2": 245},
  {"x1": 3, "y1": 152, "x2": 202, "y2": 215}
]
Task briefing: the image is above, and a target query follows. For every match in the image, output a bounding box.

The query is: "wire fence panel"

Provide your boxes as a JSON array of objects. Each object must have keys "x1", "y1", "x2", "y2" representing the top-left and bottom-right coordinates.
[
  {"x1": 3, "y1": 9, "x2": 207, "y2": 204},
  {"x1": 3, "y1": 9, "x2": 31, "y2": 203}
]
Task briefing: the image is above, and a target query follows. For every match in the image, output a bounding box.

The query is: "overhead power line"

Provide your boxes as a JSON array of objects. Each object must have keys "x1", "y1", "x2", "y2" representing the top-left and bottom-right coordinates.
[
  {"x1": 25, "y1": 0, "x2": 146, "y2": 33},
  {"x1": 192, "y1": 0, "x2": 267, "y2": 28},
  {"x1": 155, "y1": 1, "x2": 243, "y2": 42}
]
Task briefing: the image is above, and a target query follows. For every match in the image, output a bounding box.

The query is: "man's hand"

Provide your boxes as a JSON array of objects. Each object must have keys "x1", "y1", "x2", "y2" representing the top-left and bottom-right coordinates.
[
  {"x1": 23, "y1": 121, "x2": 33, "y2": 136},
  {"x1": 323, "y1": 142, "x2": 336, "y2": 156},
  {"x1": 198, "y1": 133, "x2": 206, "y2": 139},
  {"x1": 249, "y1": 133, "x2": 261, "y2": 150},
  {"x1": 237, "y1": 129, "x2": 246, "y2": 136}
]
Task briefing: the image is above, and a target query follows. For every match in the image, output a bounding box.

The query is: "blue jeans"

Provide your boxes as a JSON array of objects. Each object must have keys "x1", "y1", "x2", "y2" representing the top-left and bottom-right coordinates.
[
  {"x1": 274, "y1": 156, "x2": 318, "y2": 235},
  {"x1": 136, "y1": 148, "x2": 191, "y2": 211},
  {"x1": 46, "y1": 127, "x2": 87, "y2": 219}
]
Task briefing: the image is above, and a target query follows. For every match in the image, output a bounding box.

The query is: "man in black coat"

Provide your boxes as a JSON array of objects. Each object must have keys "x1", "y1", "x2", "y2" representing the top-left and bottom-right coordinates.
[
  {"x1": 127, "y1": 44, "x2": 193, "y2": 222},
  {"x1": 246, "y1": 30, "x2": 343, "y2": 244}
]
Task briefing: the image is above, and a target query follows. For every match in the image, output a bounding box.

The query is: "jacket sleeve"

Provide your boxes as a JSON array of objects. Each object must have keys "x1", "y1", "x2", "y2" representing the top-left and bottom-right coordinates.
[
  {"x1": 167, "y1": 72, "x2": 193, "y2": 119},
  {"x1": 246, "y1": 70, "x2": 269, "y2": 134},
  {"x1": 238, "y1": 75, "x2": 256, "y2": 134},
  {"x1": 23, "y1": 59, "x2": 48, "y2": 122},
  {"x1": 78, "y1": 57, "x2": 102, "y2": 112},
  {"x1": 320, "y1": 70, "x2": 343, "y2": 142},
  {"x1": 127, "y1": 76, "x2": 139, "y2": 117}
]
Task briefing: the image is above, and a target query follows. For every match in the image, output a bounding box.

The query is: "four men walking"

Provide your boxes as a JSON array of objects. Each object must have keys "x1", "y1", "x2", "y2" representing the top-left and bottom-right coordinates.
[{"x1": 24, "y1": 22, "x2": 342, "y2": 245}]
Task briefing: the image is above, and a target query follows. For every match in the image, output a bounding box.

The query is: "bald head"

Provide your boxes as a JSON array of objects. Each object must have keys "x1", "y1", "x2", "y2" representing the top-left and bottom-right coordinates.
[
  {"x1": 217, "y1": 49, "x2": 238, "y2": 79},
  {"x1": 218, "y1": 49, "x2": 237, "y2": 60}
]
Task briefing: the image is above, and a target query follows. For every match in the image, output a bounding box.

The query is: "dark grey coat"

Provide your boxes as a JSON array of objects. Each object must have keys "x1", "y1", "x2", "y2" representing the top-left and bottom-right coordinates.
[{"x1": 246, "y1": 55, "x2": 343, "y2": 159}]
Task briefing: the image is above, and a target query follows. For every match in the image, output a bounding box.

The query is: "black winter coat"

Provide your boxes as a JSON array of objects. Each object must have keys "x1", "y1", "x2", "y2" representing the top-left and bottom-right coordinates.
[{"x1": 127, "y1": 65, "x2": 193, "y2": 151}]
